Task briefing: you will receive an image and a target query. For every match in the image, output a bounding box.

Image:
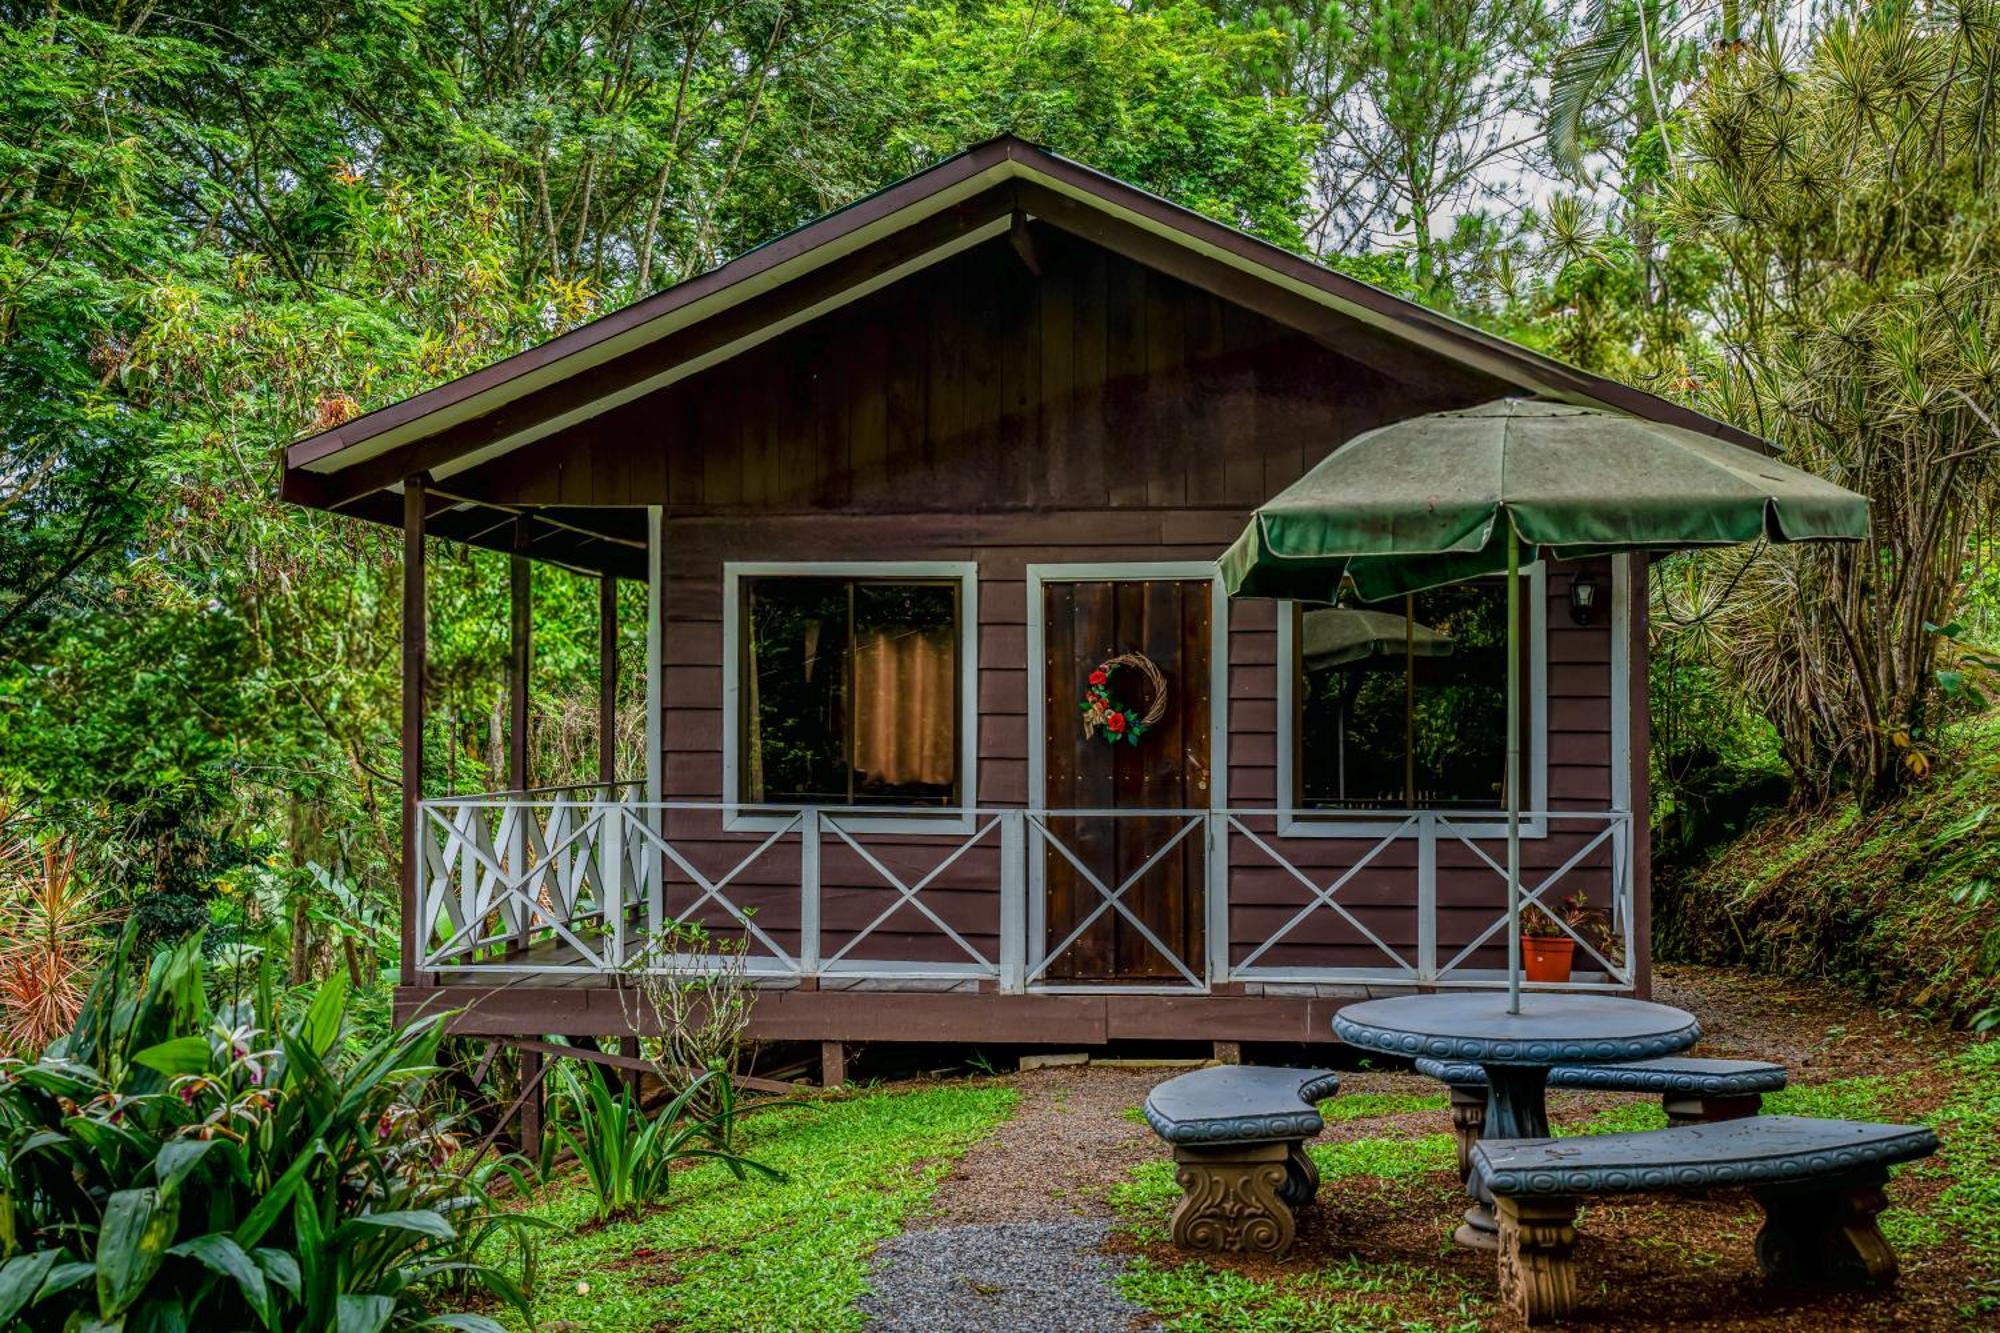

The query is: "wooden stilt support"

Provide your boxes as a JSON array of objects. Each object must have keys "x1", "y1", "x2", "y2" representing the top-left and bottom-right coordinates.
[
  {"x1": 518, "y1": 1046, "x2": 544, "y2": 1161},
  {"x1": 620, "y1": 1034, "x2": 643, "y2": 1100},
  {"x1": 821, "y1": 1040, "x2": 846, "y2": 1088}
]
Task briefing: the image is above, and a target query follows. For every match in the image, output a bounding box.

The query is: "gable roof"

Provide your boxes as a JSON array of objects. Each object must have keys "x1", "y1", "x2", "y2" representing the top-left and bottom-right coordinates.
[{"x1": 281, "y1": 135, "x2": 1764, "y2": 561}]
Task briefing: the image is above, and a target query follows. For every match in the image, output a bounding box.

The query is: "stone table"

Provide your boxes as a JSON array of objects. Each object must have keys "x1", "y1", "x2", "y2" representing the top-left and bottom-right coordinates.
[{"x1": 1333, "y1": 992, "x2": 1701, "y2": 1247}]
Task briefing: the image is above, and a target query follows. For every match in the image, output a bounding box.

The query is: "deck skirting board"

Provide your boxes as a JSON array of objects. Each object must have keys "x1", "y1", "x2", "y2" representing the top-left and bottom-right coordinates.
[{"x1": 396, "y1": 985, "x2": 1364, "y2": 1044}]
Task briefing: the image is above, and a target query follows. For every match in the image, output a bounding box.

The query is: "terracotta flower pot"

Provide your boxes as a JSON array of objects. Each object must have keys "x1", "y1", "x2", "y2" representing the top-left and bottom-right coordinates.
[{"x1": 1521, "y1": 935, "x2": 1575, "y2": 984}]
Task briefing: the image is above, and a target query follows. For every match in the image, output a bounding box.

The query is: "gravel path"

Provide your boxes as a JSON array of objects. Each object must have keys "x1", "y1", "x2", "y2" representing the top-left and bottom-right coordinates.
[
  {"x1": 857, "y1": 1065, "x2": 1167, "y2": 1330},
  {"x1": 857, "y1": 1220, "x2": 1155, "y2": 1333}
]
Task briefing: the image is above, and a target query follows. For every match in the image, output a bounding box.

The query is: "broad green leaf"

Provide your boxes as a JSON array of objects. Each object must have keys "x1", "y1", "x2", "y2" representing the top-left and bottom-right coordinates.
[
  {"x1": 0, "y1": 1250, "x2": 57, "y2": 1323},
  {"x1": 132, "y1": 1036, "x2": 211, "y2": 1079},
  {"x1": 231, "y1": 1139, "x2": 319, "y2": 1249},
  {"x1": 128, "y1": 1301, "x2": 189, "y2": 1333},
  {"x1": 153, "y1": 1140, "x2": 217, "y2": 1195},
  {"x1": 96, "y1": 1188, "x2": 178, "y2": 1317},
  {"x1": 298, "y1": 971, "x2": 349, "y2": 1063},
  {"x1": 334, "y1": 1293, "x2": 395, "y2": 1333},
  {"x1": 249, "y1": 1248, "x2": 300, "y2": 1302},
  {"x1": 167, "y1": 1234, "x2": 270, "y2": 1327},
  {"x1": 413, "y1": 1316, "x2": 508, "y2": 1332},
  {"x1": 345, "y1": 1210, "x2": 455, "y2": 1242},
  {"x1": 39, "y1": 1260, "x2": 95, "y2": 1301}
]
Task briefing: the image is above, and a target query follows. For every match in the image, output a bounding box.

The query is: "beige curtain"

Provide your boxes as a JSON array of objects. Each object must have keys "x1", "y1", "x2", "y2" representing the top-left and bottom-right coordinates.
[{"x1": 853, "y1": 627, "x2": 955, "y2": 790}]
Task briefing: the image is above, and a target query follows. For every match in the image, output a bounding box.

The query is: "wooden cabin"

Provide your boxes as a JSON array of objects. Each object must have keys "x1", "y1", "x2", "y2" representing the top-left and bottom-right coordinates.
[{"x1": 283, "y1": 138, "x2": 1754, "y2": 1054}]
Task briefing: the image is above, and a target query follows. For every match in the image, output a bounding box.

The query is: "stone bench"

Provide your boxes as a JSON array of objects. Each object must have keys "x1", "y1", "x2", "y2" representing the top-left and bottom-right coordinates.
[
  {"x1": 1415, "y1": 1055, "x2": 1789, "y2": 1180},
  {"x1": 1142, "y1": 1065, "x2": 1341, "y2": 1259},
  {"x1": 1471, "y1": 1115, "x2": 1939, "y2": 1324}
]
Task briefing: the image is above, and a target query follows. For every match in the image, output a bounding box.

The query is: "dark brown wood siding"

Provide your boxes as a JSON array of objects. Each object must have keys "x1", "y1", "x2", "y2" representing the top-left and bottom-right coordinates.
[{"x1": 449, "y1": 228, "x2": 1631, "y2": 980}]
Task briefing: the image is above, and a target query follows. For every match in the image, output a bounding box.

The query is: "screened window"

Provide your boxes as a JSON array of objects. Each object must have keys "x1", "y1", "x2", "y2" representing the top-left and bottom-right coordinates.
[
  {"x1": 738, "y1": 576, "x2": 963, "y2": 808},
  {"x1": 1292, "y1": 579, "x2": 1529, "y2": 812}
]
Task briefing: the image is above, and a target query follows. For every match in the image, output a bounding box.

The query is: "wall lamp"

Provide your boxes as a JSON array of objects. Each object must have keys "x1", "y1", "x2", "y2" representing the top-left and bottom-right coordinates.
[{"x1": 1569, "y1": 572, "x2": 1600, "y2": 626}]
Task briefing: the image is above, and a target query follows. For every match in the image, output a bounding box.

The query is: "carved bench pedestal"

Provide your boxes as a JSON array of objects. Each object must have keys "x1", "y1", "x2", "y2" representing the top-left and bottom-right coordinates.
[
  {"x1": 1495, "y1": 1195, "x2": 1579, "y2": 1325},
  {"x1": 1169, "y1": 1141, "x2": 1304, "y2": 1258},
  {"x1": 1143, "y1": 1065, "x2": 1340, "y2": 1261},
  {"x1": 1753, "y1": 1167, "x2": 1899, "y2": 1286}
]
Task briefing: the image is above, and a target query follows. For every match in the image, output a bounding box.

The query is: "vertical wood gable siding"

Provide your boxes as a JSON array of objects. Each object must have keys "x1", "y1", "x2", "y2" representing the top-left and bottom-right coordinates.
[{"x1": 454, "y1": 231, "x2": 1618, "y2": 976}]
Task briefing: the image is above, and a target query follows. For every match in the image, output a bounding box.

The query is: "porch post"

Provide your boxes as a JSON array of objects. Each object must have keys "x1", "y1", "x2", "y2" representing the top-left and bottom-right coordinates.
[
  {"x1": 509, "y1": 516, "x2": 533, "y2": 793},
  {"x1": 1624, "y1": 554, "x2": 1654, "y2": 997},
  {"x1": 600, "y1": 570, "x2": 624, "y2": 966},
  {"x1": 645, "y1": 507, "x2": 664, "y2": 934},
  {"x1": 400, "y1": 476, "x2": 428, "y2": 989},
  {"x1": 599, "y1": 572, "x2": 618, "y2": 786}
]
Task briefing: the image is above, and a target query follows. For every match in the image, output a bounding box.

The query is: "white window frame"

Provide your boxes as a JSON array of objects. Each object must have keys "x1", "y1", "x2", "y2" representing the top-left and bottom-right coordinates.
[
  {"x1": 721, "y1": 560, "x2": 979, "y2": 834},
  {"x1": 1273, "y1": 561, "x2": 1549, "y2": 839}
]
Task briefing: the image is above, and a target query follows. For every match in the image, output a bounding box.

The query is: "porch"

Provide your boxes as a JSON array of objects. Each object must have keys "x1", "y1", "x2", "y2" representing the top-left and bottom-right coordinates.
[{"x1": 409, "y1": 788, "x2": 1636, "y2": 1019}]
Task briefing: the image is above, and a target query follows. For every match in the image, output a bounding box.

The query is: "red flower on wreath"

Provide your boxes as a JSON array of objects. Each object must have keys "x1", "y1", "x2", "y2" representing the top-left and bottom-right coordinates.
[
  {"x1": 1107, "y1": 712, "x2": 1127, "y2": 733},
  {"x1": 1088, "y1": 669, "x2": 1108, "y2": 686}
]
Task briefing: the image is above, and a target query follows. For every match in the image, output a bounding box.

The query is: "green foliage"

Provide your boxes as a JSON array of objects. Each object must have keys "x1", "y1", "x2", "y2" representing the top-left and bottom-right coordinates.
[
  {"x1": 1655, "y1": 3, "x2": 2000, "y2": 801},
  {"x1": 512, "y1": 1083, "x2": 1016, "y2": 1332},
  {"x1": 1912, "y1": 1041, "x2": 2000, "y2": 1313},
  {"x1": 843, "y1": 0, "x2": 1317, "y2": 249},
  {"x1": 1658, "y1": 712, "x2": 2000, "y2": 1024},
  {"x1": 0, "y1": 928, "x2": 539, "y2": 1330},
  {"x1": 551, "y1": 1062, "x2": 782, "y2": 1223}
]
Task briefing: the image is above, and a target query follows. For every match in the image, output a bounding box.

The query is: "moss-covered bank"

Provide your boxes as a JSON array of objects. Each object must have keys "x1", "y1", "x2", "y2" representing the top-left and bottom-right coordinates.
[{"x1": 1655, "y1": 719, "x2": 2000, "y2": 1026}]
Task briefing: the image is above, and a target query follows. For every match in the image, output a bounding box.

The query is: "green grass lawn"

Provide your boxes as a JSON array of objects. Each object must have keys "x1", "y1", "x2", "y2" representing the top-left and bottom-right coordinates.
[{"x1": 505, "y1": 1082, "x2": 1015, "y2": 1332}]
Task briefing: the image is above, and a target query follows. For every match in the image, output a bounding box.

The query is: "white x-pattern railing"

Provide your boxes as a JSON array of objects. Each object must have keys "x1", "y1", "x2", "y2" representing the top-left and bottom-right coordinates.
[
  {"x1": 414, "y1": 795, "x2": 1632, "y2": 990},
  {"x1": 1026, "y1": 810, "x2": 1208, "y2": 991}
]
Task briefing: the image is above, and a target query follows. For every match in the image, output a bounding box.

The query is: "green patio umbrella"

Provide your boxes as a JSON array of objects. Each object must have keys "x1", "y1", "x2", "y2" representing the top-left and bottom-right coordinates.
[{"x1": 1221, "y1": 399, "x2": 1867, "y2": 1011}]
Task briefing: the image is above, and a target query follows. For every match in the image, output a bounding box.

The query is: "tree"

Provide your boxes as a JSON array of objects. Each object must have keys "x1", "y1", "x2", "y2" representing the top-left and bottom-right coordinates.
[
  {"x1": 821, "y1": 0, "x2": 1317, "y2": 249},
  {"x1": 1657, "y1": 2, "x2": 2000, "y2": 801},
  {"x1": 1221, "y1": 0, "x2": 1561, "y2": 298}
]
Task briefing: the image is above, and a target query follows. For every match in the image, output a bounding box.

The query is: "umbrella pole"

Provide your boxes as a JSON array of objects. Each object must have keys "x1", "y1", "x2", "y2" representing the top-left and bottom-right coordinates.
[{"x1": 1506, "y1": 523, "x2": 1523, "y2": 1014}]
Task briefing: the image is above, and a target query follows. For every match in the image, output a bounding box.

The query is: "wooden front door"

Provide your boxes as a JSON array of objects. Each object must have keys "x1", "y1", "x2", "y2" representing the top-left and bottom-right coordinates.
[{"x1": 1041, "y1": 577, "x2": 1211, "y2": 983}]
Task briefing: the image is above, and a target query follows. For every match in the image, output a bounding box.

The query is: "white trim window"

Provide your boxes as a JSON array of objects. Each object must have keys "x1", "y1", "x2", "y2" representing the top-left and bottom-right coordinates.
[
  {"x1": 1274, "y1": 564, "x2": 1549, "y2": 838},
  {"x1": 722, "y1": 562, "x2": 979, "y2": 832}
]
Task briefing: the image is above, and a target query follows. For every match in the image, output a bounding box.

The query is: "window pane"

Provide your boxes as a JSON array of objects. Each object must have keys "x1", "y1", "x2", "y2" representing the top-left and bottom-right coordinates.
[
  {"x1": 1410, "y1": 583, "x2": 1510, "y2": 808},
  {"x1": 743, "y1": 578, "x2": 850, "y2": 804},
  {"x1": 1298, "y1": 580, "x2": 1519, "y2": 811},
  {"x1": 852, "y1": 582, "x2": 958, "y2": 806}
]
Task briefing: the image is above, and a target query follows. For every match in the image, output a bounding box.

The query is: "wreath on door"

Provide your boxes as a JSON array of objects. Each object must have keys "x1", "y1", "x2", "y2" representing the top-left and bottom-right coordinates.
[{"x1": 1080, "y1": 653, "x2": 1168, "y2": 745}]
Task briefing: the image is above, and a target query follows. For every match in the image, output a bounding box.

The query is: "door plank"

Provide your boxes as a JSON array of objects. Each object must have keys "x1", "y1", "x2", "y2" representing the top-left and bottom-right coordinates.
[{"x1": 1041, "y1": 577, "x2": 1210, "y2": 982}]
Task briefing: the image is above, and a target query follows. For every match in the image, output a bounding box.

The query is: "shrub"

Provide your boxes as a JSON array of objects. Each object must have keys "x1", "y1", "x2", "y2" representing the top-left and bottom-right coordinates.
[
  {"x1": 0, "y1": 928, "x2": 540, "y2": 1330},
  {"x1": 0, "y1": 806, "x2": 112, "y2": 1054},
  {"x1": 552, "y1": 1061, "x2": 782, "y2": 1223}
]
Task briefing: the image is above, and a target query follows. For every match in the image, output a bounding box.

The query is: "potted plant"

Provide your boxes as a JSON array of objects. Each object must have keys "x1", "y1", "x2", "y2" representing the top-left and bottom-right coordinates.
[{"x1": 1518, "y1": 890, "x2": 1613, "y2": 984}]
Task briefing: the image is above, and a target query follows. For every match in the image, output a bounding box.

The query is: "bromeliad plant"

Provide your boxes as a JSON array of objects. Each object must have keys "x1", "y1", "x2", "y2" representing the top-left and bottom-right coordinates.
[
  {"x1": 0, "y1": 928, "x2": 541, "y2": 1331},
  {"x1": 552, "y1": 1060, "x2": 783, "y2": 1223}
]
